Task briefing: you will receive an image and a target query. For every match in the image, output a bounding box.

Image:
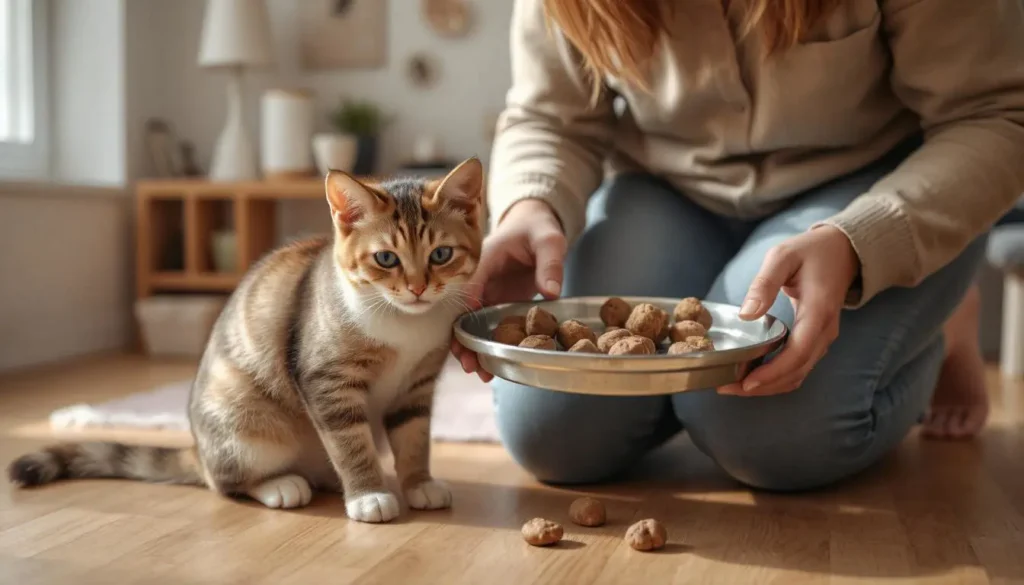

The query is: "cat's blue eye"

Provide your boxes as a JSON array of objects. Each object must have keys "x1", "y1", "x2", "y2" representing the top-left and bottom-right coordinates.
[
  {"x1": 374, "y1": 251, "x2": 400, "y2": 268},
  {"x1": 429, "y1": 246, "x2": 453, "y2": 265}
]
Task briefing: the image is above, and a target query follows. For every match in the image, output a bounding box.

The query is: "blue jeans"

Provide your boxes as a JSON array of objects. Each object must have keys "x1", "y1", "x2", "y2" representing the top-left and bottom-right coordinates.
[{"x1": 491, "y1": 143, "x2": 987, "y2": 491}]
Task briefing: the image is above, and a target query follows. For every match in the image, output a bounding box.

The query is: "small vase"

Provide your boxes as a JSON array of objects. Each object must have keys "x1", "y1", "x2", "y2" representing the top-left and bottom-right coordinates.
[
  {"x1": 354, "y1": 135, "x2": 378, "y2": 176},
  {"x1": 312, "y1": 133, "x2": 358, "y2": 175}
]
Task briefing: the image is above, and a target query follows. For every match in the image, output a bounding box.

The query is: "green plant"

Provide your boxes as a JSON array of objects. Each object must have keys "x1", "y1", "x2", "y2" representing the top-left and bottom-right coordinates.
[{"x1": 328, "y1": 98, "x2": 389, "y2": 136}]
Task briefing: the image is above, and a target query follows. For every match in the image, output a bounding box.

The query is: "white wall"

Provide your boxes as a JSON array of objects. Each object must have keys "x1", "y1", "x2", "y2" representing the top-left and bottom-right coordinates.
[
  {"x1": 0, "y1": 186, "x2": 131, "y2": 372},
  {"x1": 150, "y1": 0, "x2": 514, "y2": 176},
  {"x1": 50, "y1": 0, "x2": 127, "y2": 186}
]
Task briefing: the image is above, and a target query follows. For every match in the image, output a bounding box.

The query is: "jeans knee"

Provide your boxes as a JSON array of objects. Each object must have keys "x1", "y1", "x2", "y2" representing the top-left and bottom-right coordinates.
[
  {"x1": 493, "y1": 379, "x2": 671, "y2": 485},
  {"x1": 675, "y1": 391, "x2": 877, "y2": 491}
]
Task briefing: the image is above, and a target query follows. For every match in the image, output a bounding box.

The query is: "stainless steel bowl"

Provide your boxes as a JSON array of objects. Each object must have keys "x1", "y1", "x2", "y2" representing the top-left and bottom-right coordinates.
[{"x1": 453, "y1": 296, "x2": 788, "y2": 396}]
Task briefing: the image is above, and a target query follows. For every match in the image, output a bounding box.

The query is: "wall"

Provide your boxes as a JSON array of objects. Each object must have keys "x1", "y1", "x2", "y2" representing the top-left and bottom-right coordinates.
[
  {"x1": 144, "y1": 0, "x2": 514, "y2": 238},
  {"x1": 50, "y1": 0, "x2": 127, "y2": 186},
  {"x1": 0, "y1": 186, "x2": 131, "y2": 372}
]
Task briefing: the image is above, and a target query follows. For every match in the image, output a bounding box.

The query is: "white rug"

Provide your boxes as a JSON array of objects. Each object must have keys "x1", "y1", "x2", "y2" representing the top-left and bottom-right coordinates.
[{"x1": 49, "y1": 358, "x2": 500, "y2": 443}]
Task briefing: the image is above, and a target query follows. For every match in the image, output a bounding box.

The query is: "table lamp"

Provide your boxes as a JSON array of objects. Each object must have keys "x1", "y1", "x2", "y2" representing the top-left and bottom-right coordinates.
[{"x1": 198, "y1": 0, "x2": 274, "y2": 181}]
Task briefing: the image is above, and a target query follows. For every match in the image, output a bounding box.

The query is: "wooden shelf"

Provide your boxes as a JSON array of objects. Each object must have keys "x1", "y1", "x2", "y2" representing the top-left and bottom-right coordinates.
[
  {"x1": 150, "y1": 272, "x2": 241, "y2": 293},
  {"x1": 135, "y1": 178, "x2": 330, "y2": 305}
]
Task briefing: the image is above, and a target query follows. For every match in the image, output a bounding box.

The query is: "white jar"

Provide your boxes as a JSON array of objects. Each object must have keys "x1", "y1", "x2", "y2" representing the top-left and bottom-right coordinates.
[{"x1": 260, "y1": 88, "x2": 315, "y2": 179}]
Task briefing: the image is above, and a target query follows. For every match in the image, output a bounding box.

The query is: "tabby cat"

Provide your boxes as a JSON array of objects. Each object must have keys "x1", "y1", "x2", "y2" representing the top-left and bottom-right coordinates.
[{"x1": 6, "y1": 157, "x2": 485, "y2": 523}]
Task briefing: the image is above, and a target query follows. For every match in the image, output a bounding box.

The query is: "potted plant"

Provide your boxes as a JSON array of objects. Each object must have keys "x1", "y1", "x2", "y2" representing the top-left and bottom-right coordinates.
[{"x1": 313, "y1": 98, "x2": 389, "y2": 176}]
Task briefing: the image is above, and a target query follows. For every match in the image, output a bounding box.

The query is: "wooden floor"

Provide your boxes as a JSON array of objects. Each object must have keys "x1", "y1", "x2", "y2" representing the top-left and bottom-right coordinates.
[{"x1": 0, "y1": 355, "x2": 1022, "y2": 585}]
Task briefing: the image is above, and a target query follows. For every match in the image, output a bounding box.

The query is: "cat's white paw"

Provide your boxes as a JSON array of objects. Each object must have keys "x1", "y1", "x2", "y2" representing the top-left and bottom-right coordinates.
[
  {"x1": 405, "y1": 479, "x2": 452, "y2": 510},
  {"x1": 345, "y1": 491, "x2": 400, "y2": 523},
  {"x1": 248, "y1": 474, "x2": 313, "y2": 509}
]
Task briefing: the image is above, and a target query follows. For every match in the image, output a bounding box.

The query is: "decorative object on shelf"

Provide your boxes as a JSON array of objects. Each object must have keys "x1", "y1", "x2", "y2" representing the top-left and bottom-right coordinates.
[
  {"x1": 212, "y1": 230, "x2": 238, "y2": 273},
  {"x1": 312, "y1": 132, "x2": 358, "y2": 175},
  {"x1": 406, "y1": 52, "x2": 440, "y2": 88},
  {"x1": 144, "y1": 119, "x2": 184, "y2": 177},
  {"x1": 300, "y1": 0, "x2": 386, "y2": 70},
  {"x1": 179, "y1": 141, "x2": 203, "y2": 177},
  {"x1": 411, "y1": 134, "x2": 441, "y2": 164},
  {"x1": 198, "y1": 0, "x2": 275, "y2": 182},
  {"x1": 327, "y1": 98, "x2": 390, "y2": 176},
  {"x1": 260, "y1": 88, "x2": 316, "y2": 179},
  {"x1": 423, "y1": 0, "x2": 472, "y2": 38}
]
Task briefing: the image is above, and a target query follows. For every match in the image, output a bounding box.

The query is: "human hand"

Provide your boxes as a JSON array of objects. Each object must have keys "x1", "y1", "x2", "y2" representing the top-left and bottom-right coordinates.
[
  {"x1": 718, "y1": 225, "x2": 860, "y2": 397},
  {"x1": 451, "y1": 199, "x2": 567, "y2": 382}
]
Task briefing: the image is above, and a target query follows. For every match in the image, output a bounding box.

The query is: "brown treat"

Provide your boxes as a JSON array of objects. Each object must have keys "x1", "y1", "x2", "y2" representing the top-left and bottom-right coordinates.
[
  {"x1": 498, "y1": 315, "x2": 527, "y2": 329},
  {"x1": 556, "y1": 319, "x2": 597, "y2": 349},
  {"x1": 655, "y1": 309, "x2": 671, "y2": 344},
  {"x1": 526, "y1": 306, "x2": 559, "y2": 337},
  {"x1": 625, "y1": 519, "x2": 667, "y2": 551},
  {"x1": 492, "y1": 324, "x2": 527, "y2": 346},
  {"x1": 625, "y1": 303, "x2": 664, "y2": 342},
  {"x1": 669, "y1": 320, "x2": 707, "y2": 343},
  {"x1": 673, "y1": 297, "x2": 713, "y2": 329},
  {"x1": 608, "y1": 335, "x2": 657, "y2": 356},
  {"x1": 667, "y1": 336, "x2": 714, "y2": 355},
  {"x1": 519, "y1": 335, "x2": 557, "y2": 350},
  {"x1": 597, "y1": 328, "x2": 632, "y2": 352},
  {"x1": 599, "y1": 297, "x2": 632, "y2": 328},
  {"x1": 568, "y1": 339, "x2": 601, "y2": 353},
  {"x1": 605, "y1": 326, "x2": 623, "y2": 332},
  {"x1": 521, "y1": 518, "x2": 563, "y2": 546},
  {"x1": 685, "y1": 335, "x2": 715, "y2": 351},
  {"x1": 568, "y1": 497, "x2": 606, "y2": 527}
]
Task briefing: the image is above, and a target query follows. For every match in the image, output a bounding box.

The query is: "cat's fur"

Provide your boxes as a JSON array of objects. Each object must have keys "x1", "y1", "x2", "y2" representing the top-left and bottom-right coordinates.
[{"x1": 6, "y1": 158, "x2": 485, "y2": 523}]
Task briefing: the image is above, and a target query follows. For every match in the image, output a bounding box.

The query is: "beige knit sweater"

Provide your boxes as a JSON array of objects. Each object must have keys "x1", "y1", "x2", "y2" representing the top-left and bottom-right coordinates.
[{"x1": 487, "y1": 0, "x2": 1024, "y2": 306}]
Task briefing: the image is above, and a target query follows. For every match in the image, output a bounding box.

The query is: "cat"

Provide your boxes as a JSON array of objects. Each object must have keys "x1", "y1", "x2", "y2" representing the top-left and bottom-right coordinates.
[{"x1": 6, "y1": 157, "x2": 485, "y2": 523}]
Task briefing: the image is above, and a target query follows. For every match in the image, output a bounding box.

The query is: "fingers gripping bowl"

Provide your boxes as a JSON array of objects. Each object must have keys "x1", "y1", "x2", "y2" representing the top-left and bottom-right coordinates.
[{"x1": 453, "y1": 296, "x2": 788, "y2": 396}]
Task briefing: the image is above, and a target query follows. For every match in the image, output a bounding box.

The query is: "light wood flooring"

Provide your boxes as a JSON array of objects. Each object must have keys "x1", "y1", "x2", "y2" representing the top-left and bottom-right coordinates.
[{"x1": 1, "y1": 354, "x2": 1023, "y2": 584}]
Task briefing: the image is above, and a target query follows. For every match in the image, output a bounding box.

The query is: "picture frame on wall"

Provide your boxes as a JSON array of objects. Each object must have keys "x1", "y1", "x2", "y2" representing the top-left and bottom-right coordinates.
[{"x1": 300, "y1": 0, "x2": 387, "y2": 70}]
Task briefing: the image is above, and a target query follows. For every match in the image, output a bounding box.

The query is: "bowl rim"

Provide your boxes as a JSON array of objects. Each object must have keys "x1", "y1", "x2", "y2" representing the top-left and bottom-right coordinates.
[{"x1": 453, "y1": 296, "x2": 789, "y2": 374}]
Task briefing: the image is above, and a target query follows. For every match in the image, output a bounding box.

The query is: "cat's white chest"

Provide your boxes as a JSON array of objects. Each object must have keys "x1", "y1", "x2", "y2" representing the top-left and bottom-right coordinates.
[{"x1": 356, "y1": 308, "x2": 455, "y2": 448}]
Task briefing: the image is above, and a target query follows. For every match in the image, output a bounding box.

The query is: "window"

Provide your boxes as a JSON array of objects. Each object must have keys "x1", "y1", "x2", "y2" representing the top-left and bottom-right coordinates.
[{"x1": 0, "y1": 0, "x2": 47, "y2": 179}]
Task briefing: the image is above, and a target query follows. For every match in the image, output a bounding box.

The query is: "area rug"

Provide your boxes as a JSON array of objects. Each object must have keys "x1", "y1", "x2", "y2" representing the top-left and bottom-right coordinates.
[{"x1": 49, "y1": 357, "x2": 501, "y2": 443}]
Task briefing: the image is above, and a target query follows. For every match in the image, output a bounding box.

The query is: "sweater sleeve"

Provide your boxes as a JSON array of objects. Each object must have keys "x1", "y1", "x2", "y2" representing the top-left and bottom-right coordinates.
[
  {"x1": 817, "y1": 0, "x2": 1024, "y2": 307},
  {"x1": 486, "y1": 0, "x2": 616, "y2": 242}
]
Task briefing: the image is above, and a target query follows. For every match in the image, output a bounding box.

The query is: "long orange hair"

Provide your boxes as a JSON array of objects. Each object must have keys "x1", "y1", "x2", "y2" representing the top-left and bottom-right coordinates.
[{"x1": 543, "y1": 0, "x2": 843, "y2": 99}]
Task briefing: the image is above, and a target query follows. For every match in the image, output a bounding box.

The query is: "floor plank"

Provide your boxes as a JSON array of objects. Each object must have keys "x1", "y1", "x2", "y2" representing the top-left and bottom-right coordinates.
[{"x1": 0, "y1": 355, "x2": 1021, "y2": 584}]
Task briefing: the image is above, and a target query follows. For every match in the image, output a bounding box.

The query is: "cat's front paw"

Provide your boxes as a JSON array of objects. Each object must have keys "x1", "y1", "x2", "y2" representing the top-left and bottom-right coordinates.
[
  {"x1": 405, "y1": 479, "x2": 452, "y2": 510},
  {"x1": 345, "y1": 491, "x2": 400, "y2": 523}
]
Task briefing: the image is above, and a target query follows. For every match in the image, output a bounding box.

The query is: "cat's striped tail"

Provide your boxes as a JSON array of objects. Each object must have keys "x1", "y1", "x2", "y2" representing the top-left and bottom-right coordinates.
[{"x1": 6, "y1": 442, "x2": 203, "y2": 487}]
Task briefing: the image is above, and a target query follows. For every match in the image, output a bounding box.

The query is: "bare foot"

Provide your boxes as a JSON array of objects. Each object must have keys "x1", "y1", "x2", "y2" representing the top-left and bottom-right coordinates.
[{"x1": 922, "y1": 285, "x2": 989, "y2": 440}]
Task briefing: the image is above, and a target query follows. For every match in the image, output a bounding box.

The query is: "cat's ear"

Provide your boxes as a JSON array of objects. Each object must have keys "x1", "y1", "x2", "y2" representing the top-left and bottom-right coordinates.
[
  {"x1": 325, "y1": 170, "x2": 392, "y2": 229},
  {"x1": 423, "y1": 157, "x2": 483, "y2": 219}
]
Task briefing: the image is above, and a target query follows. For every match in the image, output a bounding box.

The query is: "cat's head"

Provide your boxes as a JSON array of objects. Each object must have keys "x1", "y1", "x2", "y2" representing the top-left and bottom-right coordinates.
[{"x1": 325, "y1": 157, "x2": 484, "y2": 315}]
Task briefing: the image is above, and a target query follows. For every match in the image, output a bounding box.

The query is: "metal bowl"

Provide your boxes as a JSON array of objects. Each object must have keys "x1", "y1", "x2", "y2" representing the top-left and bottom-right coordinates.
[{"x1": 453, "y1": 296, "x2": 788, "y2": 396}]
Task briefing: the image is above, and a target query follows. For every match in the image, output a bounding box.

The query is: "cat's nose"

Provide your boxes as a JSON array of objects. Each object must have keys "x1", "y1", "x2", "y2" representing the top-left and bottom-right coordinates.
[{"x1": 408, "y1": 283, "x2": 427, "y2": 297}]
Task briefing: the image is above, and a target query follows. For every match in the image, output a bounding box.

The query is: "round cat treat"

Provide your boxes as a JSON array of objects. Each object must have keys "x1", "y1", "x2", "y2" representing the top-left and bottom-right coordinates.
[
  {"x1": 526, "y1": 306, "x2": 559, "y2": 337},
  {"x1": 625, "y1": 519, "x2": 667, "y2": 551},
  {"x1": 667, "y1": 336, "x2": 714, "y2": 354},
  {"x1": 669, "y1": 320, "x2": 707, "y2": 343},
  {"x1": 655, "y1": 309, "x2": 671, "y2": 344},
  {"x1": 519, "y1": 335, "x2": 557, "y2": 350},
  {"x1": 673, "y1": 297, "x2": 713, "y2": 329},
  {"x1": 609, "y1": 336, "x2": 656, "y2": 356},
  {"x1": 522, "y1": 518, "x2": 563, "y2": 547},
  {"x1": 492, "y1": 323, "x2": 527, "y2": 346},
  {"x1": 625, "y1": 303, "x2": 664, "y2": 342},
  {"x1": 568, "y1": 339, "x2": 601, "y2": 353},
  {"x1": 569, "y1": 497, "x2": 606, "y2": 527},
  {"x1": 597, "y1": 328, "x2": 632, "y2": 353},
  {"x1": 685, "y1": 336, "x2": 714, "y2": 351},
  {"x1": 498, "y1": 315, "x2": 527, "y2": 330},
  {"x1": 599, "y1": 297, "x2": 632, "y2": 328},
  {"x1": 556, "y1": 319, "x2": 597, "y2": 349}
]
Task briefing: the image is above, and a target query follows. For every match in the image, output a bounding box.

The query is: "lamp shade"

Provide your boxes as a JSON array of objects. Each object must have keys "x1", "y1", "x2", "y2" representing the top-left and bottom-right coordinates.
[{"x1": 198, "y1": 0, "x2": 274, "y2": 68}]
